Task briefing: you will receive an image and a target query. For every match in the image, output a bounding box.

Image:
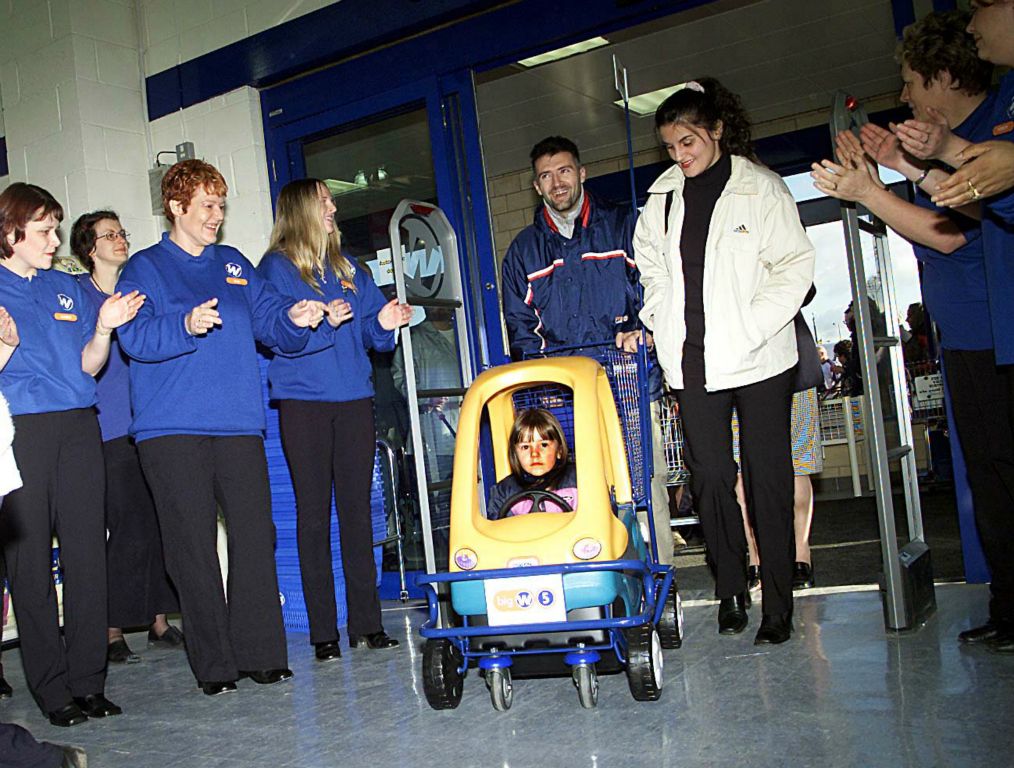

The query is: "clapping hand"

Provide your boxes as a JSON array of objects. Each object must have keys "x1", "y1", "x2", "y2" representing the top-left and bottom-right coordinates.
[
  {"x1": 288, "y1": 300, "x2": 327, "y2": 329},
  {"x1": 932, "y1": 141, "x2": 1014, "y2": 208},
  {"x1": 98, "y1": 290, "x2": 146, "y2": 334},
  {"x1": 325, "y1": 298, "x2": 354, "y2": 328},
  {"x1": 0, "y1": 307, "x2": 19, "y2": 348},
  {"x1": 377, "y1": 299, "x2": 413, "y2": 331},
  {"x1": 860, "y1": 123, "x2": 908, "y2": 172},
  {"x1": 186, "y1": 298, "x2": 222, "y2": 336}
]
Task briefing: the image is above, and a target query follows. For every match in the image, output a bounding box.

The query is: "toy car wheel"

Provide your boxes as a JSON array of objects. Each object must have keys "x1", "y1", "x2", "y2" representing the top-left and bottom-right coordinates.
[
  {"x1": 422, "y1": 638, "x2": 464, "y2": 710},
  {"x1": 487, "y1": 667, "x2": 513, "y2": 712},
  {"x1": 625, "y1": 624, "x2": 663, "y2": 701},
  {"x1": 572, "y1": 663, "x2": 599, "y2": 709},
  {"x1": 657, "y1": 581, "x2": 684, "y2": 650}
]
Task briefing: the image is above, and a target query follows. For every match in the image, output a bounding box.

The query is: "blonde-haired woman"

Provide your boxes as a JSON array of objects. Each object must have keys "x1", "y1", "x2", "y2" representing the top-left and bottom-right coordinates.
[{"x1": 258, "y1": 178, "x2": 411, "y2": 660}]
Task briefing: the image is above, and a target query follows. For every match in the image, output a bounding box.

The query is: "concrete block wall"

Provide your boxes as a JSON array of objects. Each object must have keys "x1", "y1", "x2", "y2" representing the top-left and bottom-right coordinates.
[
  {"x1": 141, "y1": 0, "x2": 340, "y2": 76},
  {"x1": 149, "y1": 86, "x2": 275, "y2": 264}
]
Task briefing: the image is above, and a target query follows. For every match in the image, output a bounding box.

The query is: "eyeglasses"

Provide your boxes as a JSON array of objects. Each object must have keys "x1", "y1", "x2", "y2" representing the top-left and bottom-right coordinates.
[{"x1": 95, "y1": 230, "x2": 129, "y2": 242}]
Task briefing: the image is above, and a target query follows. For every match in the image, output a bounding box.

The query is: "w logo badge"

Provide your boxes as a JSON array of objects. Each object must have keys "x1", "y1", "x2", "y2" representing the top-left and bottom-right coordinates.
[
  {"x1": 225, "y1": 263, "x2": 243, "y2": 278},
  {"x1": 57, "y1": 294, "x2": 74, "y2": 311}
]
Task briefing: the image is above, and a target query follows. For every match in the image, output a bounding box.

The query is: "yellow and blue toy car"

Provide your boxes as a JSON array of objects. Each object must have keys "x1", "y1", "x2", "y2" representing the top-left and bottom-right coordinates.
[{"x1": 417, "y1": 350, "x2": 682, "y2": 711}]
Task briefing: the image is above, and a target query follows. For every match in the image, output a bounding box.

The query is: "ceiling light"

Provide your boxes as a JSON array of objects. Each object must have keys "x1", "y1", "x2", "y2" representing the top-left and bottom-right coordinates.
[
  {"x1": 517, "y1": 37, "x2": 609, "y2": 68},
  {"x1": 615, "y1": 82, "x2": 691, "y2": 117}
]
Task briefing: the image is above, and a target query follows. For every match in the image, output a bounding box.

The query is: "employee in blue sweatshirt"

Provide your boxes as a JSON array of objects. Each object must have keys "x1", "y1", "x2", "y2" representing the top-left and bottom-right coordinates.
[
  {"x1": 71, "y1": 210, "x2": 183, "y2": 665},
  {"x1": 258, "y1": 178, "x2": 411, "y2": 659},
  {"x1": 0, "y1": 182, "x2": 144, "y2": 726},
  {"x1": 115, "y1": 161, "x2": 327, "y2": 696}
]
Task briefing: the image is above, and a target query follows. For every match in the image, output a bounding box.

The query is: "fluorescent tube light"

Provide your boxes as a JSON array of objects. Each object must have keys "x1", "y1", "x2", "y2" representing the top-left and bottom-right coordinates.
[
  {"x1": 615, "y1": 82, "x2": 691, "y2": 117},
  {"x1": 517, "y1": 37, "x2": 610, "y2": 68}
]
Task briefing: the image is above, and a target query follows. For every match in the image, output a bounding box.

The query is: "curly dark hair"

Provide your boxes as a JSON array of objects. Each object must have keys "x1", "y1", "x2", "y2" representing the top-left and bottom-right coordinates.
[
  {"x1": 654, "y1": 77, "x2": 755, "y2": 161},
  {"x1": 70, "y1": 210, "x2": 119, "y2": 272},
  {"x1": 899, "y1": 10, "x2": 993, "y2": 95}
]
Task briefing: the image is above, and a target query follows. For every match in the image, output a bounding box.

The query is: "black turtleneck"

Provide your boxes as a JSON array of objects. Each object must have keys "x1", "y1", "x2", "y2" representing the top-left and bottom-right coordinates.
[{"x1": 680, "y1": 151, "x2": 732, "y2": 386}]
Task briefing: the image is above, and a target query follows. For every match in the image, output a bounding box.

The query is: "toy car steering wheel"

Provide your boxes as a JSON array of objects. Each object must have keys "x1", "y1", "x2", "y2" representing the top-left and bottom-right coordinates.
[{"x1": 496, "y1": 488, "x2": 573, "y2": 517}]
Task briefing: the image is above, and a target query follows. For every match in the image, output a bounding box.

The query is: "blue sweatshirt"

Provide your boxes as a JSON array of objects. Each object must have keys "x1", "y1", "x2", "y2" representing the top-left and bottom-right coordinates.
[
  {"x1": 910, "y1": 93, "x2": 994, "y2": 351},
  {"x1": 79, "y1": 276, "x2": 132, "y2": 441},
  {"x1": 257, "y1": 252, "x2": 396, "y2": 402},
  {"x1": 0, "y1": 266, "x2": 97, "y2": 416},
  {"x1": 981, "y1": 72, "x2": 1014, "y2": 364},
  {"x1": 115, "y1": 234, "x2": 309, "y2": 441}
]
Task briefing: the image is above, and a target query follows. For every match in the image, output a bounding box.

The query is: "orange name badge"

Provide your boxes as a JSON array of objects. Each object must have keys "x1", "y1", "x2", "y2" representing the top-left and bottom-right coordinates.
[
  {"x1": 53, "y1": 312, "x2": 78, "y2": 322},
  {"x1": 340, "y1": 279, "x2": 355, "y2": 291},
  {"x1": 993, "y1": 121, "x2": 1014, "y2": 136},
  {"x1": 226, "y1": 276, "x2": 248, "y2": 285}
]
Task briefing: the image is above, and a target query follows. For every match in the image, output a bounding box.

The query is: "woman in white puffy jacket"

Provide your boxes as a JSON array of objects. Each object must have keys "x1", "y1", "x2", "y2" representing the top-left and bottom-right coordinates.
[{"x1": 634, "y1": 77, "x2": 814, "y2": 645}]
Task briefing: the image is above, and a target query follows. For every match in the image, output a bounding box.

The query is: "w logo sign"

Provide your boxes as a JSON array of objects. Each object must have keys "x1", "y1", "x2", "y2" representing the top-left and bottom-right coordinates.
[
  {"x1": 225, "y1": 262, "x2": 243, "y2": 278},
  {"x1": 57, "y1": 294, "x2": 74, "y2": 311}
]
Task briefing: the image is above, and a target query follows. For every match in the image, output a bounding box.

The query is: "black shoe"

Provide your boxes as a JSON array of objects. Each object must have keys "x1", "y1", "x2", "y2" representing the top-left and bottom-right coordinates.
[
  {"x1": 792, "y1": 562, "x2": 814, "y2": 590},
  {"x1": 754, "y1": 612, "x2": 793, "y2": 645},
  {"x1": 148, "y1": 625, "x2": 185, "y2": 648},
  {"x1": 199, "y1": 680, "x2": 238, "y2": 696},
  {"x1": 349, "y1": 630, "x2": 400, "y2": 649},
  {"x1": 718, "y1": 594, "x2": 749, "y2": 635},
  {"x1": 0, "y1": 669, "x2": 11, "y2": 699},
  {"x1": 986, "y1": 629, "x2": 1014, "y2": 654},
  {"x1": 48, "y1": 703, "x2": 89, "y2": 727},
  {"x1": 241, "y1": 668, "x2": 293, "y2": 685},
  {"x1": 107, "y1": 637, "x2": 141, "y2": 664},
  {"x1": 73, "y1": 694, "x2": 122, "y2": 718},
  {"x1": 747, "y1": 565, "x2": 761, "y2": 592},
  {"x1": 314, "y1": 641, "x2": 342, "y2": 661},
  {"x1": 958, "y1": 622, "x2": 1005, "y2": 645}
]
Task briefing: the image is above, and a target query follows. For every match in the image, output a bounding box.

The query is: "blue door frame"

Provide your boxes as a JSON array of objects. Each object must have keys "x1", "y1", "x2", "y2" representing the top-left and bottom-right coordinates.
[{"x1": 262, "y1": 74, "x2": 504, "y2": 371}]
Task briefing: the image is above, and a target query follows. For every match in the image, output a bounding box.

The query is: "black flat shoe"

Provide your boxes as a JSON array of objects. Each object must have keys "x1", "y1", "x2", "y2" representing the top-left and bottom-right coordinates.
[
  {"x1": 148, "y1": 625, "x2": 185, "y2": 648},
  {"x1": 718, "y1": 594, "x2": 749, "y2": 635},
  {"x1": 48, "y1": 703, "x2": 89, "y2": 727},
  {"x1": 986, "y1": 628, "x2": 1014, "y2": 654},
  {"x1": 747, "y1": 565, "x2": 761, "y2": 592},
  {"x1": 958, "y1": 622, "x2": 1005, "y2": 645},
  {"x1": 241, "y1": 668, "x2": 293, "y2": 685},
  {"x1": 73, "y1": 694, "x2": 122, "y2": 718},
  {"x1": 792, "y1": 562, "x2": 815, "y2": 590},
  {"x1": 314, "y1": 641, "x2": 342, "y2": 661},
  {"x1": 754, "y1": 612, "x2": 793, "y2": 645},
  {"x1": 0, "y1": 668, "x2": 12, "y2": 699},
  {"x1": 349, "y1": 630, "x2": 400, "y2": 649},
  {"x1": 199, "y1": 680, "x2": 238, "y2": 696},
  {"x1": 107, "y1": 638, "x2": 141, "y2": 664}
]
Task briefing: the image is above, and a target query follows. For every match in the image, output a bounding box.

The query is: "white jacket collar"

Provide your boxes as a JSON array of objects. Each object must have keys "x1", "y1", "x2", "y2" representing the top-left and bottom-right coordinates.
[{"x1": 645, "y1": 154, "x2": 758, "y2": 196}]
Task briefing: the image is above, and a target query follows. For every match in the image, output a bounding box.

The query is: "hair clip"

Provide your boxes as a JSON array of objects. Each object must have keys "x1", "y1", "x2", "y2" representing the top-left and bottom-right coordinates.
[{"x1": 684, "y1": 81, "x2": 705, "y2": 93}]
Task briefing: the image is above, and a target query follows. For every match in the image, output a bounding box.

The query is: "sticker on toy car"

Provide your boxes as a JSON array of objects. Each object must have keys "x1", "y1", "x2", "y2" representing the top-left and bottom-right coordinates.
[{"x1": 484, "y1": 574, "x2": 566, "y2": 626}]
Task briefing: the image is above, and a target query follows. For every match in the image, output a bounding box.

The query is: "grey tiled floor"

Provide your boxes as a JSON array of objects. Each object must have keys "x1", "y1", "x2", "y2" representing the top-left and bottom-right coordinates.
[{"x1": 2, "y1": 583, "x2": 1012, "y2": 767}]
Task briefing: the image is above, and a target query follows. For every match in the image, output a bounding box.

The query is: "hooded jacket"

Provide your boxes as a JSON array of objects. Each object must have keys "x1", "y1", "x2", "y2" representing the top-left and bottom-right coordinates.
[{"x1": 634, "y1": 155, "x2": 814, "y2": 391}]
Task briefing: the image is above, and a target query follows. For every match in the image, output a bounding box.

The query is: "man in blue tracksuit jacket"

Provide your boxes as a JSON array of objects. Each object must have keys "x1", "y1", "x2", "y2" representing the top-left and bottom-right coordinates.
[{"x1": 500, "y1": 136, "x2": 678, "y2": 562}]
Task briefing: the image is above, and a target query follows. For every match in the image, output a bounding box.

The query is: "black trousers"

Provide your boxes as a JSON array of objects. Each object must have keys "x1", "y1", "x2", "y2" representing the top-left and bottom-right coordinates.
[
  {"x1": 943, "y1": 349, "x2": 1014, "y2": 623},
  {"x1": 0, "y1": 409, "x2": 107, "y2": 713},
  {"x1": 138, "y1": 435, "x2": 287, "y2": 683},
  {"x1": 676, "y1": 369, "x2": 795, "y2": 616},
  {"x1": 104, "y1": 436, "x2": 178, "y2": 628},
  {"x1": 0, "y1": 723, "x2": 62, "y2": 768},
  {"x1": 278, "y1": 399, "x2": 382, "y2": 641}
]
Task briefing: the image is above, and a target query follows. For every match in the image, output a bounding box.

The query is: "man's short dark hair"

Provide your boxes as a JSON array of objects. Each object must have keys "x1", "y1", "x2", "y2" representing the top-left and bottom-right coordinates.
[
  {"x1": 899, "y1": 10, "x2": 993, "y2": 95},
  {"x1": 530, "y1": 136, "x2": 581, "y2": 170}
]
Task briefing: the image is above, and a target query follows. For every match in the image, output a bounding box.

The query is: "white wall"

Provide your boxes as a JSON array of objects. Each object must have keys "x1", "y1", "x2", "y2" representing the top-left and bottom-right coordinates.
[
  {"x1": 141, "y1": 0, "x2": 341, "y2": 76},
  {"x1": 149, "y1": 86, "x2": 275, "y2": 263}
]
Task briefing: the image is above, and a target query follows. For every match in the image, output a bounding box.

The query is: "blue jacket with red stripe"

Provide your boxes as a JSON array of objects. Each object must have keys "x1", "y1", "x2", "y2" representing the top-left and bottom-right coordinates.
[{"x1": 501, "y1": 192, "x2": 640, "y2": 359}]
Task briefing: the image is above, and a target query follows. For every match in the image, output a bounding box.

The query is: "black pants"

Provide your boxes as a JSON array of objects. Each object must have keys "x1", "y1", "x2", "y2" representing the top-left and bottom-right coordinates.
[
  {"x1": 278, "y1": 399, "x2": 382, "y2": 641},
  {"x1": 943, "y1": 349, "x2": 1014, "y2": 623},
  {"x1": 138, "y1": 435, "x2": 287, "y2": 683},
  {"x1": 104, "y1": 436, "x2": 178, "y2": 628},
  {"x1": 676, "y1": 370, "x2": 795, "y2": 616},
  {"x1": 0, "y1": 409, "x2": 107, "y2": 713},
  {"x1": 0, "y1": 723, "x2": 62, "y2": 768}
]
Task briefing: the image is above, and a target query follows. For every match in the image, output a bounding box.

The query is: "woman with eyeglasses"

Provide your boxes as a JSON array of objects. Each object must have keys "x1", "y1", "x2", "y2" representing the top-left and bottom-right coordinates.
[
  {"x1": 0, "y1": 183, "x2": 144, "y2": 726},
  {"x1": 71, "y1": 212, "x2": 183, "y2": 666}
]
